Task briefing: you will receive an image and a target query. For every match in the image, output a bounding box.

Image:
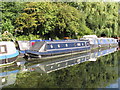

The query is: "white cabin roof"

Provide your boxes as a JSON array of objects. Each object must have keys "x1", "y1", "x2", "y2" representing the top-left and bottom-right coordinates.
[{"x1": 83, "y1": 35, "x2": 98, "y2": 38}]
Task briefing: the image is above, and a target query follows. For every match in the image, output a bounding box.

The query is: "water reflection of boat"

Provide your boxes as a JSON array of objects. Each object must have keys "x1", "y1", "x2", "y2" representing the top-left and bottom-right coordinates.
[
  {"x1": 97, "y1": 47, "x2": 117, "y2": 57},
  {"x1": 24, "y1": 47, "x2": 117, "y2": 73},
  {"x1": 0, "y1": 64, "x2": 20, "y2": 88},
  {"x1": 25, "y1": 53, "x2": 91, "y2": 73},
  {"x1": 0, "y1": 58, "x2": 27, "y2": 89},
  {"x1": 0, "y1": 47, "x2": 118, "y2": 88}
]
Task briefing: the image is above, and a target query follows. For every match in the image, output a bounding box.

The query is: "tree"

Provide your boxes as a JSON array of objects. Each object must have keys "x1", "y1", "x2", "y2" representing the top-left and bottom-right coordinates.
[
  {"x1": 15, "y1": 2, "x2": 92, "y2": 39},
  {"x1": 1, "y1": 2, "x2": 25, "y2": 34},
  {"x1": 68, "y1": 2, "x2": 119, "y2": 37}
]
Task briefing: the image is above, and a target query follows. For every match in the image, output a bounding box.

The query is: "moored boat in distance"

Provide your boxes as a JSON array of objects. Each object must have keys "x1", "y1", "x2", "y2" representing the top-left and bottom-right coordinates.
[
  {"x1": 25, "y1": 39, "x2": 90, "y2": 59},
  {"x1": 0, "y1": 41, "x2": 19, "y2": 65},
  {"x1": 16, "y1": 41, "x2": 31, "y2": 55},
  {"x1": 83, "y1": 35, "x2": 118, "y2": 48}
]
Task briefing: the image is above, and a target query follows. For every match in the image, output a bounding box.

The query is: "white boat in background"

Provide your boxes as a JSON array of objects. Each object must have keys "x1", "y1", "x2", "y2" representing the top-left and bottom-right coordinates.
[
  {"x1": 83, "y1": 35, "x2": 118, "y2": 48},
  {"x1": 0, "y1": 41, "x2": 19, "y2": 65},
  {"x1": 16, "y1": 41, "x2": 31, "y2": 55}
]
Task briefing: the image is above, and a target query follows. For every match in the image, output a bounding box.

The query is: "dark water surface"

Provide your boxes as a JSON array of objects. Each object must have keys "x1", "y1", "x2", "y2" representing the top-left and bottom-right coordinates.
[{"x1": 0, "y1": 47, "x2": 120, "y2": 89}]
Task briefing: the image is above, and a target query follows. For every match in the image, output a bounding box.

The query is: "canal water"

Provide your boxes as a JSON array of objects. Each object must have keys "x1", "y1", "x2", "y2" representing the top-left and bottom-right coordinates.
[{"x1": 0, "y1": 47, "x2": 119, "y2": 89}]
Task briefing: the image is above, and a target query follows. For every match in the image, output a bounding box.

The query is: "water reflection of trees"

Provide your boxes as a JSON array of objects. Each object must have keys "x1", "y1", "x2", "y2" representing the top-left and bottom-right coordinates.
[
  {"x1": 4, "y1": 51, "x2": 119, "y2": 88},
  {"x1": 53, "y1": 51, "x2": 119, "y2": 88}
]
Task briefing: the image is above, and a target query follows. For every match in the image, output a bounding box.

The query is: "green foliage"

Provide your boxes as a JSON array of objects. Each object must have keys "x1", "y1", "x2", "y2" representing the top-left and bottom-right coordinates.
[
  {"x1": 2, "y1": 20, "x2": 14, "y2": 33},
  {"x1": 70, "y1": 2, "x2": 119, "y2": 37},
  {"x1": 15, "y1": 2, "x2": 87, "y2": 39},
  {"x1": 1, "y1": 2, "x2": 119, "y2": 40},
  {"x1": 16, "y1": 34, "x2": 40, "y2": 41},
  {"x1": 1, "y1": 31, "x2": 15, "y2": 41},
  {"x1": 1, "y1": 2, "x2": 25, "y2": 34}
]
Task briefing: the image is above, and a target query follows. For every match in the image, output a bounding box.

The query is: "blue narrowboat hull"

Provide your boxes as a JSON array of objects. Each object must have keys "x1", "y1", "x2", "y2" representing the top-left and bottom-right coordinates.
[
  {"x1": 26, "y1": 46, "x2": 90, "y2": 57},
  {"x1": 25, "y1": 47, "x2": 90, "y2": 58},
  {"x1": 23, "y1": 39, "x2": 91, "y2": 58}
]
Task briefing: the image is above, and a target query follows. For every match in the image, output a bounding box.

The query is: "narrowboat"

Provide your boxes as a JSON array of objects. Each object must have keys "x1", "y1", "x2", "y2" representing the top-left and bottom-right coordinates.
[
  {"x1": 97, "y1": 38, "x2": 118, "y2": 47},
  {"x1": 16, "y1": 41, "x2": 31, "y2": 55},
  {"x1": 83, "y1": 35, "x2": 98, "y2": 48},
  {"x1": 0, "y1": 41, "x2": 19, "y2": 65},
  {"x1": 25, "y1": 39, "x2": 90, "y2": 59},
  {"x1": 83, "y1": 35, "x2": 118, "y2": 48}
]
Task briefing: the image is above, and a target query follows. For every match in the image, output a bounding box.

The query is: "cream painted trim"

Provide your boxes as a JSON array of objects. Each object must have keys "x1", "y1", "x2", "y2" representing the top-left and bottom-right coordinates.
[
  {"x1": 46, "y1": 46, "x2": 90, "y2": 52},
  {"x1": 46, "y1": 41, "x2": 88, "y2": 44},
  {"x1": 46, "y1": 54, "x2": 90, "y2": 66}
]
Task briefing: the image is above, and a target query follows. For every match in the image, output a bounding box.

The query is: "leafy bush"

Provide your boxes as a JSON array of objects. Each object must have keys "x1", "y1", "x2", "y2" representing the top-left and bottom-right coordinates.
[{"x1": 16, "y1": 34, "x2": 40, "y2": 41}]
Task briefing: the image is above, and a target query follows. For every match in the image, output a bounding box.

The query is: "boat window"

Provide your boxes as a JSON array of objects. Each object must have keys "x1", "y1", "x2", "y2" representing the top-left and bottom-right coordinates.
[
  {"x1": 65, "y1": 44, "x2": 68, "y2": 47},
  {"x1": 86, "y1": 42, "x2": 90, "y2": 46},
  {"x1": 50, "y1": 45, "x2": 53, "y2": 48},
  {"x1": 77, "y1": 59, "x2": 80, "y2": 63},
  {"x1": 77, "y1": 43, "x2": 81, "y2": 46},
  {"x1": 0, "y1": 45, "x2": 7, "y2": 54},
  {"x1": 81, "y1": 58, "x2": 84, "y2": 61},
  {"x1": 58, "y1": 44, "x2": 60, "y2": 48},
  {"x1": 51, "y1": 66, "x2": 53, "y2": 69},
  {"x1": 81, "y1": 43, "x2": 85, "y2": 46},
  {"x1": 66, "y1": 62, "x2": 68, "y2": 65},
  {"x1": 58, "y1": 64, "x2": 60, "y2": 67}
]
